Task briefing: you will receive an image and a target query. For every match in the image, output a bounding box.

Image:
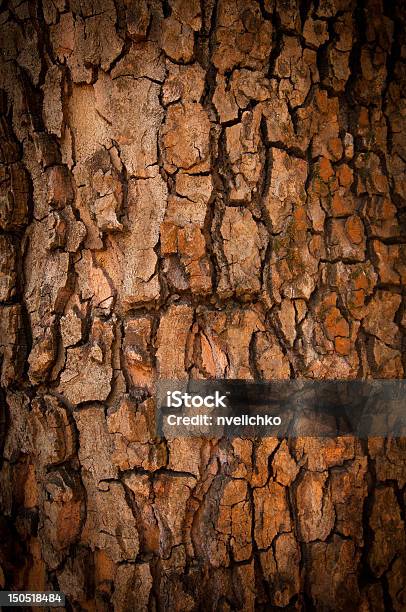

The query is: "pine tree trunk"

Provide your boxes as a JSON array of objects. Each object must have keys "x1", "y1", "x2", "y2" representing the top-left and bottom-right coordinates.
[{"x1": 1, "y1": 0, "x2": 405, "y2": 610}]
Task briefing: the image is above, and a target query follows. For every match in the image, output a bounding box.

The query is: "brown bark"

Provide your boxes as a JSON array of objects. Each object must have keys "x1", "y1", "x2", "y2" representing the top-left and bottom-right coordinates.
[{"x1": 1, "y1": 0, "x2": 405, "y2": 610}]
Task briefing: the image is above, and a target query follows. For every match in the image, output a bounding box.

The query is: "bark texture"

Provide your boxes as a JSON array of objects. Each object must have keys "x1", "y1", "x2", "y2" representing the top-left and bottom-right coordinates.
[{"x1": 1, "y1": 0, "x2": 406, "y2": 610}]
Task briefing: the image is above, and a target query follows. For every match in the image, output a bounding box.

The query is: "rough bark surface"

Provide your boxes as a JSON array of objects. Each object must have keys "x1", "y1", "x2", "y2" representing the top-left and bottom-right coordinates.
[{"x1": 0, "y1": 0, "x2": 406, "y2": 610}]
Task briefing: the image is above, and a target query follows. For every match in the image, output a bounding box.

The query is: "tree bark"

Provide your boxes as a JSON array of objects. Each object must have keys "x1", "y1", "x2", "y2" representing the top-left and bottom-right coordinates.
[{"x1": 0, "y1": 0, "x2": 405, "y2": 610}]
